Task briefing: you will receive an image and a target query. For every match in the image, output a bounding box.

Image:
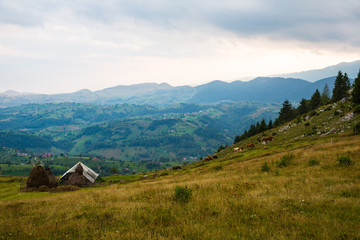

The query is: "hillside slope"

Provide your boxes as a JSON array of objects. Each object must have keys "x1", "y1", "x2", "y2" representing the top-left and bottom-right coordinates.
[{"x1": 1, "y1": 97, "x2": 360, "y2": 239}]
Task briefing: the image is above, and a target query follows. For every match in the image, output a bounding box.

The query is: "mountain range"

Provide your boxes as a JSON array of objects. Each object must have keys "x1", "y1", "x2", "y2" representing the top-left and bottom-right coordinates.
[{"x1": 1, "y1": 60, "x2": 359, "y2": 107}]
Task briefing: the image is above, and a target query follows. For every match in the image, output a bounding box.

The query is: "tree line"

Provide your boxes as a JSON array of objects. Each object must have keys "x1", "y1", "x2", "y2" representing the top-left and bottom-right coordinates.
[{"x1": 233, "y1": 70, "x2": 360, "y2": 144}]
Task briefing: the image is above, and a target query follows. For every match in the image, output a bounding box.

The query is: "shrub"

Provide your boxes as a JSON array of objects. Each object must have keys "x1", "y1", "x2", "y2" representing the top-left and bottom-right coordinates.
[
  {"x1": 304, "y1": 122, "x2": 310, "y2": 127},
  {"x1": 213, "y1": 165, "x2": 223, "y2": 171},
  {"x1": 353, "y1": 105, "x2": 360, "y2": 114},
  {"x1": 354, "y1": 122, "x2": 360, "y2": 134},
  {"x1": 96, "y1": 177, "x2": 106, "y2": 183},
  {"x1": 261, "y1": 162, "x2": 270, "y2": 172},
  {"x1": 337, "y1": 156, "x2": 352, "y2": 166},
  {"x1": 308, "y1": 158, "x2": 320, "y2": 166},
  {"x1": 277, "y1": 153, "x2": 294, "y2": 167},
  {"x1": 309, "y1": 111, "x2": 317, "y2": 117},
  {"x1": 173, "y1": 186, "x2": 192, "y2": 204},
  {"x1": 333, "y1": 110, "x2": 340, "y2": 116}
]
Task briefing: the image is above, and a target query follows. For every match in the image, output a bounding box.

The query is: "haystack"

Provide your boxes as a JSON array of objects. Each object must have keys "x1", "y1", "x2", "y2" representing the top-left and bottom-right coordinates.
[
  {"x1": 45, "y1": 167, "x2": 58, "y2": 188},
  {"x1": 66, "y1": 164, "x2": 92, "y2": 187},
  {"x1": 26, "y1": 165, "x2": 50, "y2": 188}
]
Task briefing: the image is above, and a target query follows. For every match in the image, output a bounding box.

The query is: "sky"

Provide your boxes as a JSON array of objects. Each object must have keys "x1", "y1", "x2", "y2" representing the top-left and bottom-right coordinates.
[{"x1": 0, "y1": 0, "x2": 360, "y2": 94}]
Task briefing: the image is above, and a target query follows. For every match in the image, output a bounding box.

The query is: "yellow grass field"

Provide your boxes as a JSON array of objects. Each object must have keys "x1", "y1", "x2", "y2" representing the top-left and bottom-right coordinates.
[{"x1": 1, "y1": 134, "x2": 360, "y2": 239}]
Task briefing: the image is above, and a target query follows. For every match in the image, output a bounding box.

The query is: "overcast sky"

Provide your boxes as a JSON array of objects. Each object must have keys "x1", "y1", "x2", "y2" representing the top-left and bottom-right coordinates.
[{"x1": 1, "y1": 0, "x2": 360, "y2": 94}]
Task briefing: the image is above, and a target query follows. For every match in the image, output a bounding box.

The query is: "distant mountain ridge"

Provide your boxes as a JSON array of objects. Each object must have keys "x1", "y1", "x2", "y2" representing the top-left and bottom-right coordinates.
[
  {"x1": 0, "y1": 76, "x2": 345, "y2": 107},
  {"x1": 273, "y1": 60, "x2": 360, "y2": 82},
  {"x1": 1, "y1": 60, "x2": 359, "y2": 107}
]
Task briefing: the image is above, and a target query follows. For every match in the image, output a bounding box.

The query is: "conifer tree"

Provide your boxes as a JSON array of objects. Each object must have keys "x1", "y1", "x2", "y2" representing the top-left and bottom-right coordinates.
[
  {"x1": 352, "y1": 70, "x2": 360, "y2": 104},
  {"x1": 310, "y1": 89, "x2": 321, "y2": 110},
  {"x1": 268, "y1": 119, "x2": 273, "y2": 129},
  {"x1": 332, "y1": 71, "x2": 343, "y2": 102},
  {"x1": 275, "y1": 100, "x2": 294, "y2": 126},
  {"x1": 343, "y1": 73, "x2": 351, "y2": 93},
  {"x1": 259, "y1": 118, "x2": 267, "y2": 132},
  {"x1": 321, "y1": 84, "x2": 331, "y2": 105},
  {"x1": 298, "y1": 98, "x2": 309, "y2": 115},
  {"x1": 332, "y1": 71, "x2": 351, "y2": 102},
  {"x1": 255, "y1": 122, "x2": 261, "y2": 133}
]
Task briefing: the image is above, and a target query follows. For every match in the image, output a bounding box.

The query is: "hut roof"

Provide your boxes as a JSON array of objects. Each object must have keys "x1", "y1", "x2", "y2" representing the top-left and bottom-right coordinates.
[{"x1": 60, "y1": 162, "x2": 99, "y2": 183}]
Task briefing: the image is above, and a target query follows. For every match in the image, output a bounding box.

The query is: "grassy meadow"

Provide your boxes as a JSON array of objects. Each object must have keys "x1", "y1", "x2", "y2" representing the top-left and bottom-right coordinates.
[{"x1": 1, "y1": 133, "x2": 360, "y2": 239}]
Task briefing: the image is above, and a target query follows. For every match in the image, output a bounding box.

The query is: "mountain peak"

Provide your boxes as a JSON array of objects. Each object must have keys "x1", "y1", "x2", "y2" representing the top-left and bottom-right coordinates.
[{"x1": 1, "y1": 90, "x2": 21, "y2": 96}]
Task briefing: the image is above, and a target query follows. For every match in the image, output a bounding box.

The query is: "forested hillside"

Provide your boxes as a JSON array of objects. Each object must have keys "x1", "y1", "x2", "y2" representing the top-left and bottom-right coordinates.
[{"x1": 0, "y1": 101, "x2": 280, "y2": 163}]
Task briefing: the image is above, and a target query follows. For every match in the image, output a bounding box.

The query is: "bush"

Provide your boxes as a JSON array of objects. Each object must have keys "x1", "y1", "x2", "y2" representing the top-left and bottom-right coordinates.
[
  {"x1": 213, "y1": 165, "x2": 223, "y2": 171},
  {"x1": 308, "y1": 158, "x2": 320, "y2": 166},
  {"x1": 173, "y1": 186, "x2": 192, "y2": 204},
  {"x1": 96, "y1": 177, "x2": 106, "y2": 183},
  {"x1": 309, "y1": 111, "x2": 317, "y2": 117},
  {"x1": 354, "y1": 122, "x2": 360, "y2": 134},
  {"x1": 353, "y1": 105, "x2": 360, "y2": 114},
  {"x1": 261, "y1": 162, "x2": 270, "y2": 172},
  {"x1": 304, "y1": 122, "x2": 310, "y2": 127},
  {"x1": 337, "y1": 156, "x2": 352, "y2": 166},
  {"x1": 277, "y1": 153, "x2": 294, "y2": 167}
]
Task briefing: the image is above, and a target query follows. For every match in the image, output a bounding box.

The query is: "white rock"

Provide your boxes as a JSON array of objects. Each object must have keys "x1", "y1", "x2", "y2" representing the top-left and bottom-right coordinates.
[{"x1": 342, "y1": 112, "x2": 354, "y2": 122}]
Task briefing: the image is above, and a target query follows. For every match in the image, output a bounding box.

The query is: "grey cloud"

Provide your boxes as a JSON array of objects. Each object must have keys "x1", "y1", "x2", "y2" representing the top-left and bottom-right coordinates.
[
  {"x1": 0, "y1": 1, "x2": 43, "y2": 26},
  {"x1": 1, "y1": 0, "x2": 359, "y2": 45},
  {"x1": 200, "y1": 0, "x2": 360, "y2": 43}
]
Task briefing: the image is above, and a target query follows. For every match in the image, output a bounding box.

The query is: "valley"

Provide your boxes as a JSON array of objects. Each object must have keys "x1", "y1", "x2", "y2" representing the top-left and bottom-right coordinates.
[{"x1": 0, "y1": 101, "x2": 279, "y2": 175}]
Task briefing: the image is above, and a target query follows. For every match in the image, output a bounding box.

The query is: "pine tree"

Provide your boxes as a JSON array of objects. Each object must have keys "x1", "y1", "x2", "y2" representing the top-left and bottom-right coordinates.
[
  {"x1": 321, "y1": 84, "x2": 331, "y2": 105},
  {"x1": 255, "y1": 122, "x2": 261, "y2": 133},
  {"x1": 275, "y1": 100, "x2": 294, "y2": 125},
  {"x1": 332, "y1": 71, "x2": 344, "y2": 102},
  {"x1": 259, "y1": 119, "x2": 267, "y2": 132},
  {"x1": 310, "y1": 89, "x2": 321, "y2": 110},
  {"x1": 298, "y1": 98, "x2": 309, "y2": 115},
  {"x1": 352, "y1": 70, "x2": 360, "y2": 104},
  {"x1": 268, "y1": 119, "x2": 273, "y2": 129},
  {"x1": 248, "y1": 124, "x2": 257, "y2": 136},
  {"x1": 332, "y1": 71, "x2": 351, "y2": 102},
  {"x1": 343, "y1": 73, "x2": 351, "y2": 94}
]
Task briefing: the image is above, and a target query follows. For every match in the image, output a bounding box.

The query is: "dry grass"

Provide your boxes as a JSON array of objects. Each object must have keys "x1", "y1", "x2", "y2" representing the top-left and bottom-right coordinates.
[{"x1": 1, "y1": 135, "x2": 360, "y2": 239}]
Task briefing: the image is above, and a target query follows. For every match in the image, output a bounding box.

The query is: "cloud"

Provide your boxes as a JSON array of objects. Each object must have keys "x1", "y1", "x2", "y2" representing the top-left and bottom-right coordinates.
[
  {"x1": 0, "y1": 0, "x2": 359, "y2": 93},
  {"x1": 1, "y1": 0, "x2": 360, "y2": 44}
]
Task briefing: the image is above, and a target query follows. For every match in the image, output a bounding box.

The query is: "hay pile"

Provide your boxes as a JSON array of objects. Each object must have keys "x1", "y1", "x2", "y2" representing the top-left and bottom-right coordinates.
[
  {"x1": 26, "y1": 165, "x2": 50, "y2": 188},
  {"x1": 45, "y1": 167, "x2": 58, "y2": 188},
  {"x1": 26, "y1": 165, "x2": 58, "y2": 189},
  {"x1": 67, "y1": 164, "x2": 91, "y2": 187}
]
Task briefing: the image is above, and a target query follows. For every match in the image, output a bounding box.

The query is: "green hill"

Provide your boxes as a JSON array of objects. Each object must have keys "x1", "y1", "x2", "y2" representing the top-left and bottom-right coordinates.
[{"x1": 0, "y1": 101, "x2": 279, "y2": 162}]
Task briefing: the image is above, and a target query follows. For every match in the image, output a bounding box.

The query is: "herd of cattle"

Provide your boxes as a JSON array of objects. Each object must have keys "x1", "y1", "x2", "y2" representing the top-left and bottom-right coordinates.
[
  {"x1": 171, "y1": 136, "x2": 274, "y2": 170},
  {"x1": 233, "y1": 136, "x2": 273, "y2": 152}
]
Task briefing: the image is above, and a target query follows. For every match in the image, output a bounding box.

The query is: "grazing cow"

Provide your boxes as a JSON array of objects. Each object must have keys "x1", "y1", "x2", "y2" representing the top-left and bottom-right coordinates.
[
  {"x1": 172, "y1": 166, "x2": 182, "y2": 170},
  {"x1": 204, "y1": 156, "x2": 213, "y2": 161},
  {"x1": 246, "y1": 143, "x2": 255, "y2": 149},
  {"x1": 240, "y1": 146, "x2": 244, "y2": 151},
  {"x1": 212, "y1": 155, "x2": 218, "y2": 159},
  {"x1": 233, "y1": 147, "x2": 240, "y2": 152},
  {"x1": 261, "y1": 136, "x2": 273, "y2": 142}
]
